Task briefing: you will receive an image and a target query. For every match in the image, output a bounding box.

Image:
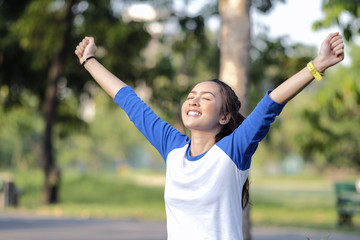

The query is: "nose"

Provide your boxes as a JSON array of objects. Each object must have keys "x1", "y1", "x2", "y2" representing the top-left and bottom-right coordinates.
[{"x1": 189, "y1": 97, "x2": 200, "y2": 106}]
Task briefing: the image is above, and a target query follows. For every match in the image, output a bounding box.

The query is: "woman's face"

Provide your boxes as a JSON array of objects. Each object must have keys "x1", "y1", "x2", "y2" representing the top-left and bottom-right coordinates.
[{"x1": 181, "y1": 81, "x2": 226, "y2": 133}]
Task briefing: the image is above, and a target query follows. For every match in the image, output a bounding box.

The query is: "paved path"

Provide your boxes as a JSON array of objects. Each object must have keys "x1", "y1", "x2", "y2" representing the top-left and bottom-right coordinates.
[{"x1": 0, "y1": 213, "x2": 359, "y2": 240}]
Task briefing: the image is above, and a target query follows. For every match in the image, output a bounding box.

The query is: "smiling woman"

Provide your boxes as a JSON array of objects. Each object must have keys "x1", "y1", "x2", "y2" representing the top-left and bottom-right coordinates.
[{"x1": 74, "y1": 32, "x2": 344, "y2": 240}]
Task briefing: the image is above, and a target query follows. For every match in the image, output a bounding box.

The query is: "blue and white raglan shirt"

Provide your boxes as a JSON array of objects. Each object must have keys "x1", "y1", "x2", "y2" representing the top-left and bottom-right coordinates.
[{"x1": 114, "y1": 86, "x2": 285, "y2": 240}]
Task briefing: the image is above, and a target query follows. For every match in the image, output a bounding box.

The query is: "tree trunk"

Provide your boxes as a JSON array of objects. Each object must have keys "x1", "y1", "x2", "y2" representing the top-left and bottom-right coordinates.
[
  {"x1": 42, "y1": 0, "x2": 75, "y2": 204},
  {"x1": 219, "y1": 0, "x2": 251, "y2": 116},
  {"x1": 218, "y1": 0, "x2": 252, "y2": 239}
]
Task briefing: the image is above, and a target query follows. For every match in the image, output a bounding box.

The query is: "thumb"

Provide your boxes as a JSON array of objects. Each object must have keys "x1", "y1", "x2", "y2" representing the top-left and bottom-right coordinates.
[{"x1": 85, "y1": 36, "x2": 95, "y2": 44}]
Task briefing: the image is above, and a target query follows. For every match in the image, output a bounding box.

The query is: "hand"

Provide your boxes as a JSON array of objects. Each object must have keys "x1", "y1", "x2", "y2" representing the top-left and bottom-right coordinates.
[
  {"x1": 75, "y1": 36, "x2": 97, "y2": 65},
  {"x1": 314, "y1": 32, "x2": 345, "y2": 72}
]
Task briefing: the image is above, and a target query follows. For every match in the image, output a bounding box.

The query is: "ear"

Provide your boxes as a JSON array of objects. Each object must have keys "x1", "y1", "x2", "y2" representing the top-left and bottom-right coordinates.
[{"x1": 219, "y1": 113, "x2": 231, "y2": 125}]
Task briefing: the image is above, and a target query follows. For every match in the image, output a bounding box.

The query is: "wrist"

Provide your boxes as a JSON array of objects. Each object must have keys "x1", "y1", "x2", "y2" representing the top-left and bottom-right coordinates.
[
  {"x1": 307, "y1": 60, "x2": 324, "y2": 81},
  {"x1": 313, "y1": 56, "x2": 327, "y2": 73},
  {"x1": 81, "y1": 56, "x2": 97, "y2": 68}
]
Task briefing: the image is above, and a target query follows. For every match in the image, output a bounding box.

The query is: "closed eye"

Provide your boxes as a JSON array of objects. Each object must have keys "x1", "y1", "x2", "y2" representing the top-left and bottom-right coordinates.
[{"x1": 201, "y1": 93, "x2": 214, "y2": 101}]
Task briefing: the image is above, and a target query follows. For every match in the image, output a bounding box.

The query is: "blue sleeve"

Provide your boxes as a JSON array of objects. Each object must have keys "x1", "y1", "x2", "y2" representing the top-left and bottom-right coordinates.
[
  {"x1": 114, "y1": 86, "x2": 189, "y2": 162},
  {"x1": 217, "y1": 90, "x2": 285, "y2": 170}
]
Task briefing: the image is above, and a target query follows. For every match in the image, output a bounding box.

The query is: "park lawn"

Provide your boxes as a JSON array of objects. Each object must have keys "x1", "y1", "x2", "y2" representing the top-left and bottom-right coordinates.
[
  {"x1": 250, "y1": 174, "x2": 360, "y2": 232},
  {"x1": 6, "y1": 169, "x2": 360, "y2": 232},
  {"x1": 10, "y1": 169, "x2": 166, "y2": 220}
]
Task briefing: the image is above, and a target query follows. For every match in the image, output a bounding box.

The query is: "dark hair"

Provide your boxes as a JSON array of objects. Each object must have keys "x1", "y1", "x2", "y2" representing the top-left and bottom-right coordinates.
[{"x1": 207, "y1": 78, "x2": 250, "y2": 209}]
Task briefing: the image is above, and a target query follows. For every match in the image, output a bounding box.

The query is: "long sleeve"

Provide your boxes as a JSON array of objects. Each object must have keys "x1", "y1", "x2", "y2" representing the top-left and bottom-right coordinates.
[
  {"x1": 114, "y1": 86, "x2": 189, "y2": 162},
  {"x1": 217, "y1": 90, "x2": 286, "y2": 170}
]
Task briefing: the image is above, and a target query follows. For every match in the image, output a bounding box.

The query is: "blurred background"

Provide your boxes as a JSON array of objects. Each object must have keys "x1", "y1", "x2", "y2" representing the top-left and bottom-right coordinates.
[{"x1": 0, "y1": 0, "x2": 359, "y2": 236}]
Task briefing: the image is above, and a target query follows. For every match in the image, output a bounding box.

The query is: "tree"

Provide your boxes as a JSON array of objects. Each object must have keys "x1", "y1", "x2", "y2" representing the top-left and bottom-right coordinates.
[
  {"x1": 219, "y1": 0, "x2": 251, "y2": 115},
  {"x1": 42, "y1": 0, "x2": 75, "y2": 204},
  {"x1": 218, "y1": 1, "x2": 286, "y2": 239},
  {"x1": 219, "y1": 2, "x2": 252, "y2": 236},
  {"x1": 250, "y1": 34, "x2": 316, "y2": 105},
  {"x1": 292, "y1": 0, "x2": 360, "y2": 170},
  {"x1": 294, "y1": 44, "x2": 360, "y2": 170},
  {"x1": 141, "y1": 0, "x2": 220, "y2": 127},
  {"x1": 313, "y1": 0, "x2": 360, "y2": 41},
  {"x1": 0, "y1": 0, "x2": 153, "y2": 204}
]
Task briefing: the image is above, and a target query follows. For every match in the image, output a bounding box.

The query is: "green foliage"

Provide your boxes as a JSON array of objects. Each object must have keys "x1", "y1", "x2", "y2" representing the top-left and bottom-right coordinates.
[
  {"x1": 250, "y1": 34, "x2": 315, "y2": 108},
  {"x1": 0, "y1": 0, "x2": 159, "y2": 171},
  {"x1": 250, "y1": 33, "x2": 360, "y2": 170},
  {"x1": 54, "y1": 87, "x2": 164, "y2": 171},
  {"x1": 10, "y1": 0, "x2": 65, "y2": 67},
  {"x1": 313, "y1": 0, "x2": 360, "y2": 41},
  {"x1": 1, "y1": 0, "x2": 153, "y2": 115},
  {"x1": 294, "y1": 44, "x2": 360, "y2": 169},
  {"x1": 0, "y1": 88, "x2": 42, "y2": 168},
  {"x1": 2, "y1": 0, "x2": 359, "y2": 176},
  {"x1": 253, "y1": 44, "x2": 360, "y2": 170},
  {"x1": 0, "y1": 1, "x2": 46, "y2": 107}
]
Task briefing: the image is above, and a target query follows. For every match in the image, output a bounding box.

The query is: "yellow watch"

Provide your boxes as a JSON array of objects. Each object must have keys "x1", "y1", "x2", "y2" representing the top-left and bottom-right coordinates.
[{"x1": 307, "y1": 61, "x2": 323, "y2": 81}]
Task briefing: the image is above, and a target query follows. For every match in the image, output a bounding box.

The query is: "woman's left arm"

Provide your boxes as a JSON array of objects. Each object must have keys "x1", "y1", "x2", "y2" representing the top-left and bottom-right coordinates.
[{"x1": 269, "y1": 32, "x2": 345, "y2": 104}]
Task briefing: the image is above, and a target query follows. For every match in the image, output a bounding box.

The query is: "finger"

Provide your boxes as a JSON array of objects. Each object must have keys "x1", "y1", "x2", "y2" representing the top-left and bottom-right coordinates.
[
  {"x1": 329, "y1": 32, "x2": 340, "y2": 38},
  {"x1": 76, "y1": 45, "x2": 83, "y2": 53},
  {"x1": 334, "y1": 48, "x2": 344, "y2": 58},
  {"x1": 330, "y1": 35, "x2": 342, "y2": 42},
  {"x1": 325, "y1": 32, "x2": 339, "y2": 44},
  {"x1": 330, "y1": 41, "x2": 343, "y2": 52},
  {"x1": 85, "y1": 36, "x2": 94, "y2": 44},
  {"x1": 79, "y1": 40, "x2": 87, "y2": 49},
  {"x1": 75, "y1": 49, "x2": 82, "y2": 59},
  {"x1": 78, "y1": 43, "x2": 86, "y2": 52},
  {"x1": 332, "y1": 42, "x2": 344, "y2": 53},
  {"x1": 331, "y1": 45, "x2": 344, "y2": 58},
  {"x1": 330, "y1": 35, "x2": 343, "y2": 45},
  {"x1": 331, "y1": 41, "x2": 344, "y2": 54}
]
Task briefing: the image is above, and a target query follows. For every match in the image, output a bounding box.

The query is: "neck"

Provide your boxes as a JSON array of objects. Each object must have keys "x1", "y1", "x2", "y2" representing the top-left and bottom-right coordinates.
[{"x1": 189, "y1": 130, "x2": 217, "y2": 156}]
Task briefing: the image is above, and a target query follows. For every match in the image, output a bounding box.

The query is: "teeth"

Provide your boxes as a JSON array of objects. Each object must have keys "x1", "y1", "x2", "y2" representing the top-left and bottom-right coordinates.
[{"x1": 188, "y1": 111, "x2": 200, "y2": 116}]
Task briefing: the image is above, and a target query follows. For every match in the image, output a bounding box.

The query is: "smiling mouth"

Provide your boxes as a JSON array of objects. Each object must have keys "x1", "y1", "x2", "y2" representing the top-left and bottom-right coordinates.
[{"x1": 187, "y1": 111, "x2": 201, "y2": 116}]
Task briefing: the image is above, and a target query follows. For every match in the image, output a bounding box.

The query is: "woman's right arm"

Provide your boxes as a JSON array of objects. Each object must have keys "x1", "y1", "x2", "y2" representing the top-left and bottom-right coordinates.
[
  {"x1": 75, "y1": 36, "x2": 127, "y2": 99},
  {"x1": 75, "y1": 36, "x2": 189, "y2": 161}
]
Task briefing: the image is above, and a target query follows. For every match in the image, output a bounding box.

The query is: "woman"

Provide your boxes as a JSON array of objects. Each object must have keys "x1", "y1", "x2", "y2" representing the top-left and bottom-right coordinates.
[{"x1": 75, "y1": 32, "x2": 344, "y2": 240}]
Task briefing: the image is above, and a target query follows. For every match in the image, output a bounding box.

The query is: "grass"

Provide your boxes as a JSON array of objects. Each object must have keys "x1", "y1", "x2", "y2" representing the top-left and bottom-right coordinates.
[
  {"x1": 8, "y1": 169, "x2": 166, "y2": 220},
  {"x1": 250, "y1": 174, "x2": 360, "y2": 233},
  {"x1": 3, "y1": 168, "x2": 360, "y2": 233}
]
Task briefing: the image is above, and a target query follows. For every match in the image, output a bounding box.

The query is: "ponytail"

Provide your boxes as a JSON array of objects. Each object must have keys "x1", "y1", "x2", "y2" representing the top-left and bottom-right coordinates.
[{"x1": 208, "y1": 79, "x2": 250, "y2": 209}]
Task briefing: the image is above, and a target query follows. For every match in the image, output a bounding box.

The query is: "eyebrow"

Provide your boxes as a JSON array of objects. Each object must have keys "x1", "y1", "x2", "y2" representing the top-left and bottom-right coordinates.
[{"x1": 189, "y1": 91, "x2": 216, "y2": 97}]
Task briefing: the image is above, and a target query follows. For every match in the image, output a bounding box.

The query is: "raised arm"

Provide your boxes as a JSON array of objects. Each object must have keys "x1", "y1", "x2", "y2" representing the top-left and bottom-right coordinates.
[
  {"x1": 75, "y1": 37, "x2": 127, "y2": 99},
  {"x1": 269, "y1": 32, "x2": 345, "y2": 103}
]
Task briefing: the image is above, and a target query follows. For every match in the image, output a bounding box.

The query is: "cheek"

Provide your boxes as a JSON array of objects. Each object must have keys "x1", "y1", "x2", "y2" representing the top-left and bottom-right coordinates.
[
  {"x1": 215, "y1": 102, "x2": 225, "y2": 117},
  {"x1": 206, "y1": 103, "x2": 222, "y2": 117},
  {"x1": 181, "y1": 102, "x2": 186, "y2": 119}
]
